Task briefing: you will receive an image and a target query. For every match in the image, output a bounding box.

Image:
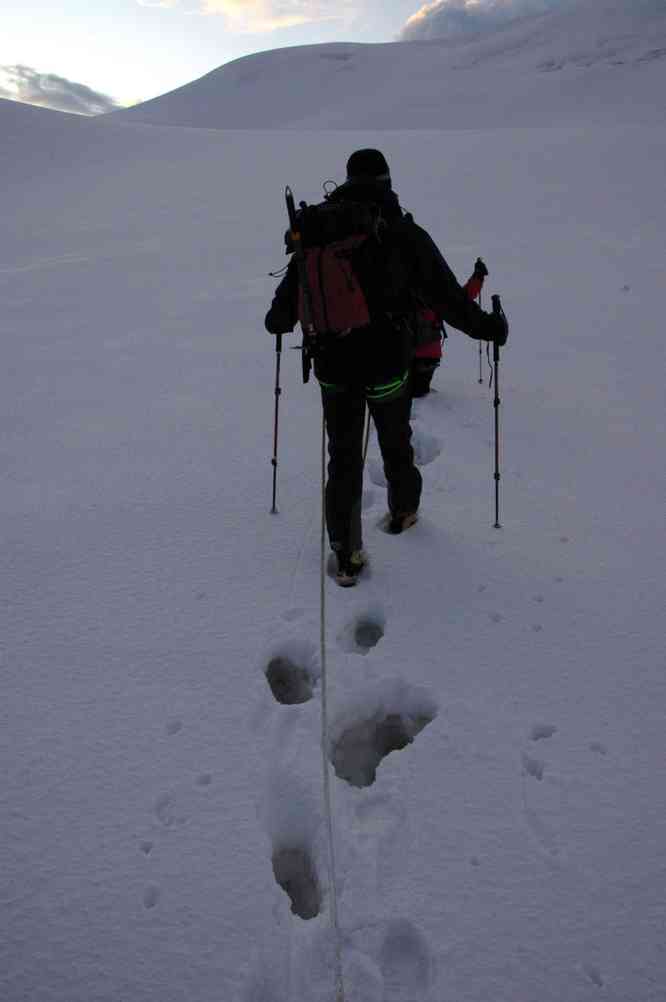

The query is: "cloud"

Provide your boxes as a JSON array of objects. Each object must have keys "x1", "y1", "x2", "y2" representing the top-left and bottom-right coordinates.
[
  {"x1": 0, "y1": 65, "x2": 121, "y2": 115},
  {"x1": 200, "y1": 0, "x2": 320, "y2": 31},
  {"x1": 135, "y1": 0, "x2": 349, "y2": 33},
  {"x1": 399, "y1": 0, "x2": 561, "y2": 41}
]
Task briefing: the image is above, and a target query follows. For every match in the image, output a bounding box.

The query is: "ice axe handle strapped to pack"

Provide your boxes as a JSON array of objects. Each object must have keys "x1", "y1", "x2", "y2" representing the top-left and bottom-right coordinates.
[{"x1": 285, "y1": 187, "x2": 317, "y2": 384}]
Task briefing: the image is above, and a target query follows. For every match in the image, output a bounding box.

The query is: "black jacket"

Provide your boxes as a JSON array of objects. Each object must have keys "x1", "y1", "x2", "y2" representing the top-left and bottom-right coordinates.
[{"x1": 265, "y1": 181, "x2": 503, "y2": 387}]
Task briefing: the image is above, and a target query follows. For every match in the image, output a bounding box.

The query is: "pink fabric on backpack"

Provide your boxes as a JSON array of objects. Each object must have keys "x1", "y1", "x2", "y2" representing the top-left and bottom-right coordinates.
[{"x1": 298, "y1": 236, "x2": 371, "y2": 334}]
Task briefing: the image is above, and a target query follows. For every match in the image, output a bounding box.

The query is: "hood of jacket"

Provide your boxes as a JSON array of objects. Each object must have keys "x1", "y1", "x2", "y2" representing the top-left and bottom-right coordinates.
[{"x1": 328, "y1": 181, "x2": 403, "y2": 222}]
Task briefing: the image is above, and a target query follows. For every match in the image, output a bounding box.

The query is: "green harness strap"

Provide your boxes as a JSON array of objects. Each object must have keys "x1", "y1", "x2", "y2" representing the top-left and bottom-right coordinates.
[{"x1": 319, "y1": 370, "x2": 409, "y2": 403}]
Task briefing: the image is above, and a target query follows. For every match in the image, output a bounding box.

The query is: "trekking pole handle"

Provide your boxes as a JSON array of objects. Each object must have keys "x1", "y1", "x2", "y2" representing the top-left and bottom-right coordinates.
[{"x1": 491, "y1": 294, "x2": 503, "y2": 363}]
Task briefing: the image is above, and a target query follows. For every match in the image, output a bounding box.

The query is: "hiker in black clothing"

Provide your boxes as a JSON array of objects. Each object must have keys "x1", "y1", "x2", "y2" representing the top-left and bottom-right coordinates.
[{"x1": 265, "y1": 149, "x2": 508, "y2": 586}]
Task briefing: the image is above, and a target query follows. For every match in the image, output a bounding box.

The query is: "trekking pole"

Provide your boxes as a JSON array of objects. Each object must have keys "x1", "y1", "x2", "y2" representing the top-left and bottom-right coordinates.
[
  {"x1": 491, "y1": 294, "x2": 505, "y2": 529},
  {"x1": 270, "y1": 333, "x2": 282, "y2": 514},
  {"x1": 478, "y1": 288, "x2": 484, "y2": 384}
]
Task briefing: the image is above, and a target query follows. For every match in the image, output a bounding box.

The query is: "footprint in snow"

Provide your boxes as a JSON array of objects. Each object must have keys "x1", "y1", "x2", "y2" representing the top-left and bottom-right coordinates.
[
  {"x1": 330, "y1": 683, "x2": 437, "y2": 788},
  {"x1": 154, "y1": 792, "x2": 187, "y2": 827},
  {"x1": 265, "y1": 653, "x2": 315, "y2": 705},
  {"x1": 522, "y1": 752, "x2": 545, "y2": 781},
  {"x1": 143, "y1": 884, "x2": 161, "y2": 910},
  {"x1": 581, "y1": 962, "x2": 604, "y2": 988},
  {"x1": 521, "y1": 748, "x2": 564, "y2": 863},
  {"x1": 338, "y1": 609, "x2": 385, "y2": 656},
  {"x1": 530, "y1": 723, "x2": 557, "y2": 742},
  {"x1": 379, "y1": 919, "x2": 434, "y2": 1000},
  {"x1": 354, "y1": 618, "x2": 384, "y2": 652},
  {"x1": 272, "y1": 846, "x2": 321, "y2": 920},
  {"x1": 332, "y1": 713, "x2": 432, "y2": 788}
]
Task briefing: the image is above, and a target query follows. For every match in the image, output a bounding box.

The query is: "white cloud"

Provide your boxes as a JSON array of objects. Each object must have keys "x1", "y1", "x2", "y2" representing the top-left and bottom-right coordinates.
[
  {"x1": 0, "y1": 65, "x2": 120, "y2": 116},
  {"x1": 400, "y1": 0, "x2": 561, "y2": 41},
  {"x1": 135, "y1": 0, "x2": 352, "y2": 33}
]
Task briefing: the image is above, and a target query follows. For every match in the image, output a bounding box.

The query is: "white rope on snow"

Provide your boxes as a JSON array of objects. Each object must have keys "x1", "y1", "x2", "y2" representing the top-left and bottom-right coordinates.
[{"x1": 319, "y1": 411, "x2": 346, "y2": 1002}]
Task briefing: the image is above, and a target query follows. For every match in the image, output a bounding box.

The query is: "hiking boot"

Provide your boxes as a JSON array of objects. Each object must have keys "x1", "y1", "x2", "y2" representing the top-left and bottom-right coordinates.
[
  {"x1": 386, "y1": 511, "x2": 418, "y2": 535},
  {"x1": 335, "y1": 549, "x2": 367, "y2": 588}
]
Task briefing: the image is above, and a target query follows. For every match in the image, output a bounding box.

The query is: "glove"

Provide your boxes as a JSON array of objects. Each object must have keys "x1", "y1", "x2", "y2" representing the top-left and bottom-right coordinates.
[
  {"x1": 486, "y1": 310, "x2": 508, "y2": 347},
  {"x1": 473, "y1": 257, "x2": 489, "y2": 280},
  {"x1": 265, "y1": 306, "x2": 294, "y2": 335}
]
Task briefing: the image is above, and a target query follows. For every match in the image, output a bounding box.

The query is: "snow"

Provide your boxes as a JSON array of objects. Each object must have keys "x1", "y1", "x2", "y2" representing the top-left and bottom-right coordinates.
[
  {"x1": 2, "y1": 10, "x2": 666, "y2": 1001},
  {"x1": 112, "y1": 0, "x2": 666, "y2": 131}
]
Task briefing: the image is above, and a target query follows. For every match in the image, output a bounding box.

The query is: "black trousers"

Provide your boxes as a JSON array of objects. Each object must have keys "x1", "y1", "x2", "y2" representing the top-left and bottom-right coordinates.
[{"x1": 321, "y1": 385, "x2": 422, "y2": 553}]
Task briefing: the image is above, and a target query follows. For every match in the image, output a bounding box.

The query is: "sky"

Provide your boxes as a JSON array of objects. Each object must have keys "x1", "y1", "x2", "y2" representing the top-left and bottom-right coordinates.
[{"x1": 0, "y1": 0, "x2": 567, "y2": 114}]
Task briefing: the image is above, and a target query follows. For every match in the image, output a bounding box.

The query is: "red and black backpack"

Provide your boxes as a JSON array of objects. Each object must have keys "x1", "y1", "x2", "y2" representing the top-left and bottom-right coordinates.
[{"x1": 285, "y1": 198, "x2": 407, "y2": 335}]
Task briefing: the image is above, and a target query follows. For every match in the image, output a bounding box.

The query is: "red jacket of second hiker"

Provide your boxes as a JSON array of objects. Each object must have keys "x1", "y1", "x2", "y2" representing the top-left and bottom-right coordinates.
[{"x1": 415, "y1": 273, "x2": 484, "y2": 359}]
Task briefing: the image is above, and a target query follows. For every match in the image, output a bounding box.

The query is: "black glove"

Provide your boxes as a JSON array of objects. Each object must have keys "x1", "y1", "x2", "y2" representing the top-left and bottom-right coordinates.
[
  {"x1": 265, "y1": 306, "x2": 294, "y2": 335},
  {"x1": 491, "y1": 314, "x2": 508, "y2": 346},
  {"x1": 486, "y1": 297, "x2": 508, "y2": 346},
  {"x1": 473, "y1": 257, "x2": 489, "y2": 280}
]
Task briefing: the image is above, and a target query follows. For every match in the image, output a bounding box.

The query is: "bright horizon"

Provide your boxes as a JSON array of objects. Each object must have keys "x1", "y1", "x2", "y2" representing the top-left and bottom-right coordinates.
[
  {"x1": 0, "y1": 0, "x2": 428, "y2": 113},
  {"x1": 2, "y1": 0, "x2": 577, "y2": 115}
]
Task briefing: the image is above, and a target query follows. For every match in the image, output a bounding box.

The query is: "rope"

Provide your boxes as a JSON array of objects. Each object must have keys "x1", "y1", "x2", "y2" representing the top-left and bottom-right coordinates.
[{"x1": 320, "y1": 411, "x2": 346, "y2": 1002}]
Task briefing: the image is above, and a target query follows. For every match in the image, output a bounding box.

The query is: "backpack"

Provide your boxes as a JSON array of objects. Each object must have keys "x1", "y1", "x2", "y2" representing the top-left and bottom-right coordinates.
[{"x1": 285, "y1": 198, "x2": 410, "y2": 335}]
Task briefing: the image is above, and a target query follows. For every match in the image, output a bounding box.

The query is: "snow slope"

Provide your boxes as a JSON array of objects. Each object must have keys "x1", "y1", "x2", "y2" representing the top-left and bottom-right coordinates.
[
  {"x1": 2, "y1": 30, "x2": 666, "y2": 1002},
  {"x1": 113, "y1": 0, "x2": 666, "y2": 130}
]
